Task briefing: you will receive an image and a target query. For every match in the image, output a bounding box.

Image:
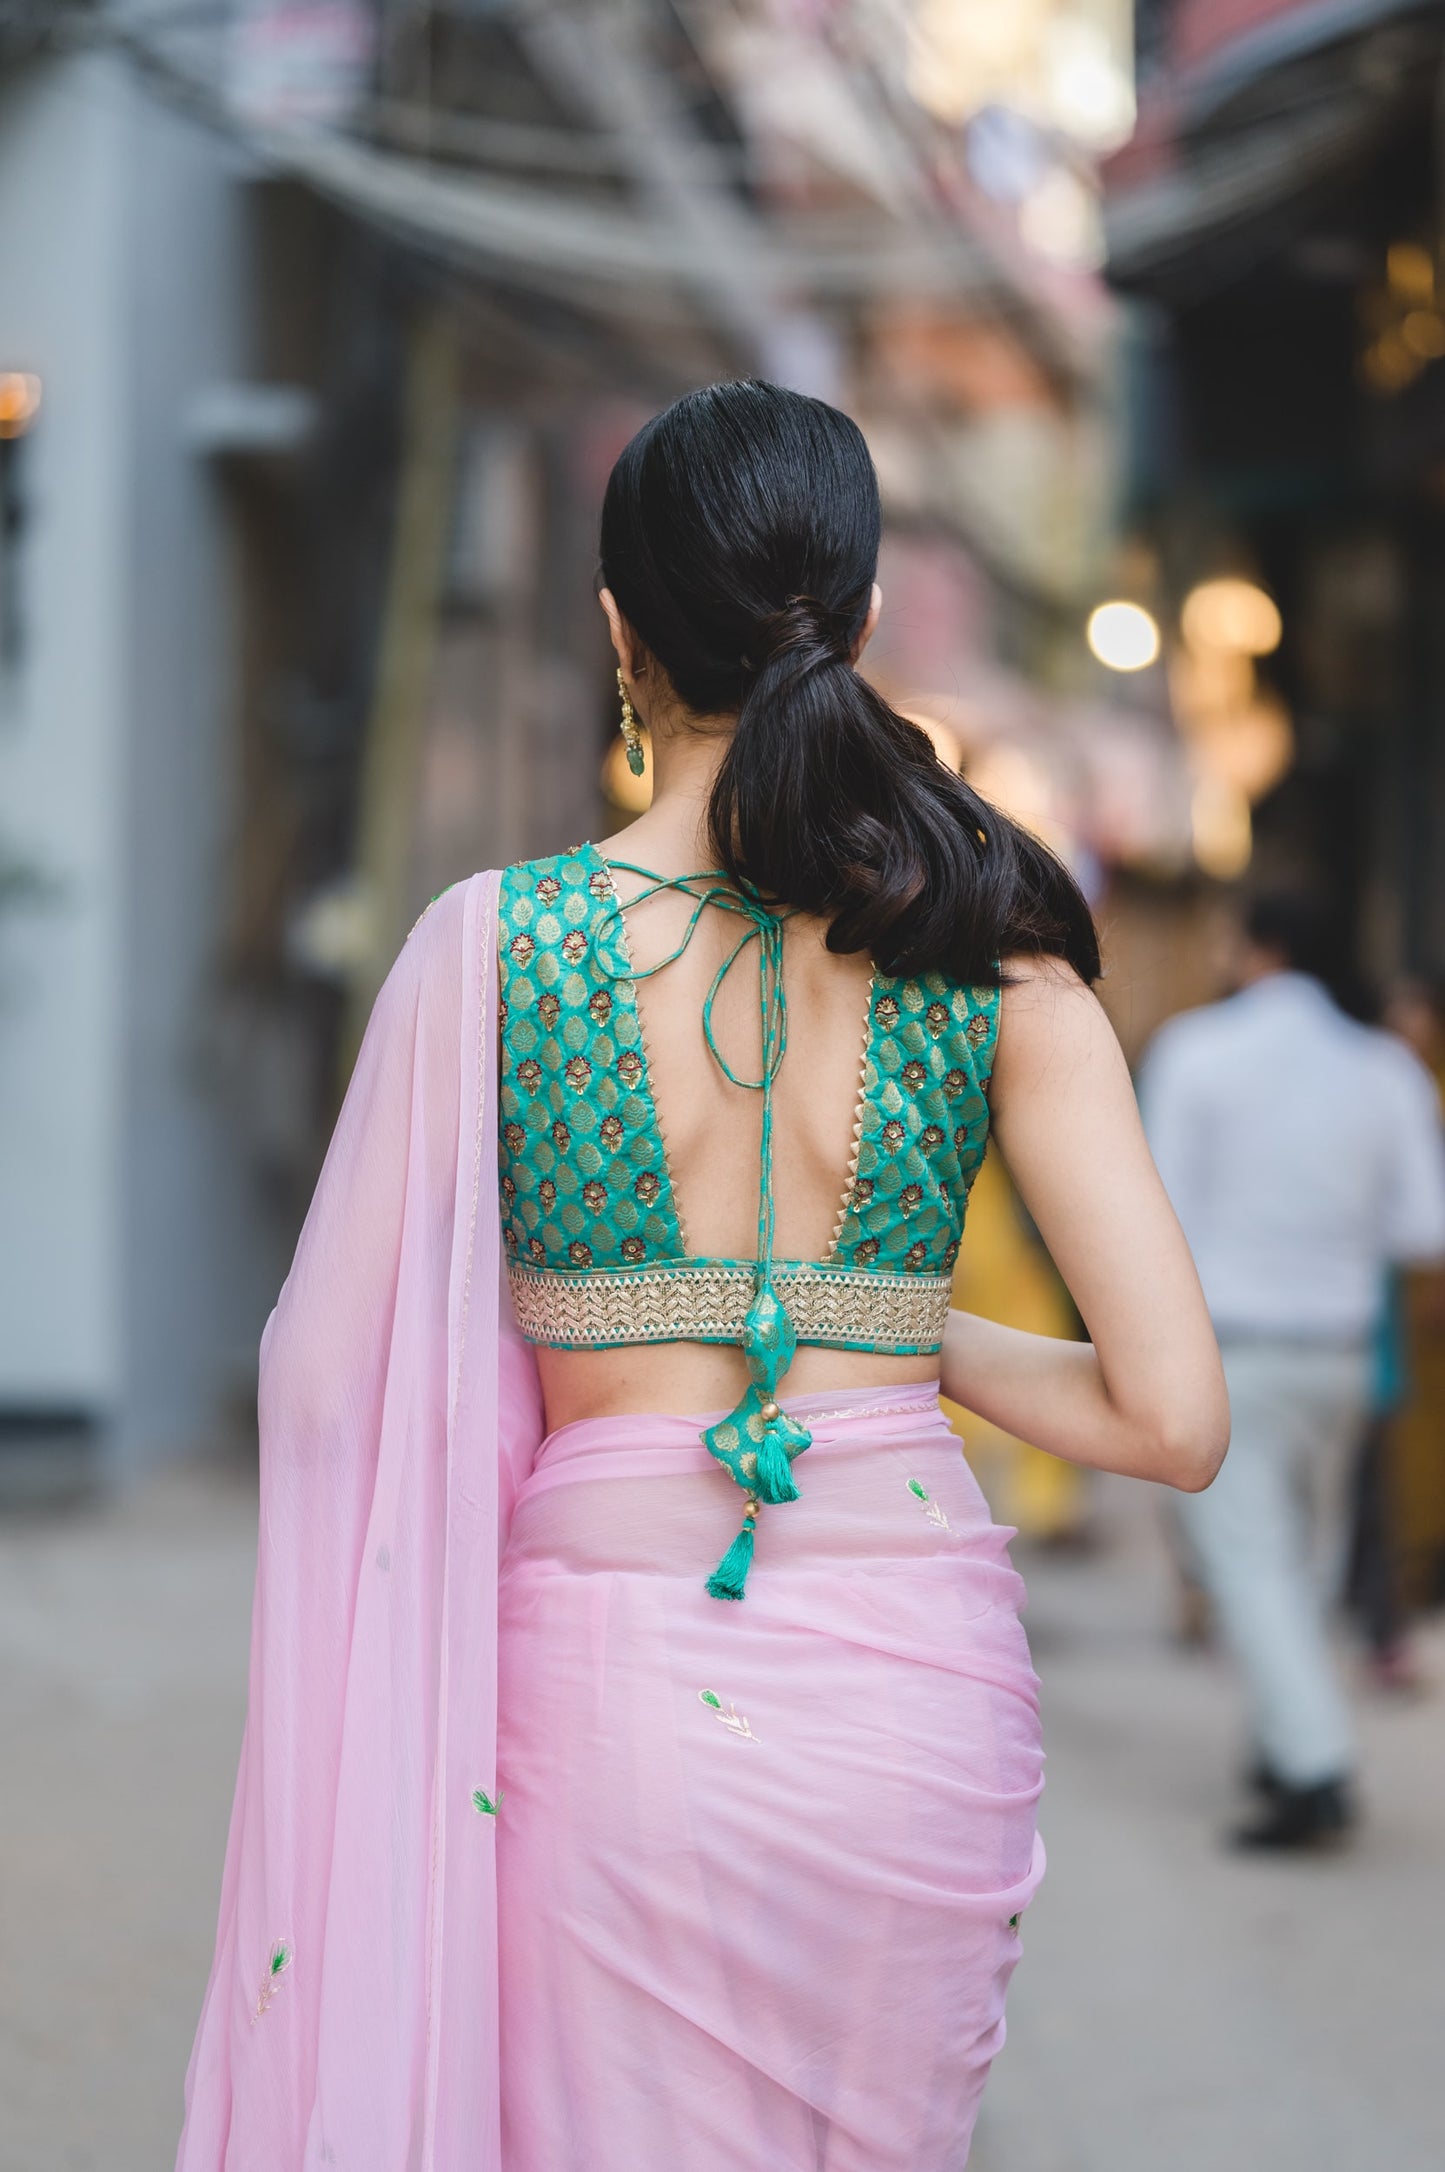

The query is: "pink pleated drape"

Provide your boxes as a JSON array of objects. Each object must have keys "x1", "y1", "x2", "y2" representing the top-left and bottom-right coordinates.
[
  {"x1": 178, "y1": 870, "x2": 544, "y2": 2170},
  {"x1": 494, "y1": 1386, "x2": 1043, "y2": 2171},
  {"x1": 177, "y1": 869, "x2": 1045, "y2": 2171}
]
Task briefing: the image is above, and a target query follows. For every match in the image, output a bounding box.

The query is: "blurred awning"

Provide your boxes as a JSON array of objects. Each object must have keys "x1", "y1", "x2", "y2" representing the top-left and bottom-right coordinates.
[
  {"x1": 1165, "y1": 0, "x2": 1441, "y2": 123},
  {"x1": 1104, "y1": 0, "x2": 1445, "y2": 295},
  {"x1": 102, "y1": 12, "x2": 1102, "y2": 393},
  {"x1": 253, "y1": 121, "x2": 1003, "y2": 312},
  {"x1": 1105, "y1": 98, "x2": 1387, "y2": 287}
]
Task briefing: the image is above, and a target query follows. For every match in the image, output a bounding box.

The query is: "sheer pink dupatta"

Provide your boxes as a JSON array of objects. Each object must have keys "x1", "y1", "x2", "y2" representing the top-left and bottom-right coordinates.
[{"x1": 177, "y1": 870, "x2": 544, "y2": 2171}]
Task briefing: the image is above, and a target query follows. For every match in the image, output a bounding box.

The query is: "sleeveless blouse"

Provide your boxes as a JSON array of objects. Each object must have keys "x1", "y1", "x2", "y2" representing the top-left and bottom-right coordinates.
[{"x1": 497, "y1": 842, "x2": 998, "y2": 1596}]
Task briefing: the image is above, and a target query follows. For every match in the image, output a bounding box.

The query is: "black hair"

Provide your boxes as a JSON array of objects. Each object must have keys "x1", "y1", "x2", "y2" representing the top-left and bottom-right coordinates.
[
  {"x1": 1244, "y1": 890, "x2": 1333, "y2": 980},
  {"x1": 599, "y1": 379, "x2": 1099, "y2": 985}
]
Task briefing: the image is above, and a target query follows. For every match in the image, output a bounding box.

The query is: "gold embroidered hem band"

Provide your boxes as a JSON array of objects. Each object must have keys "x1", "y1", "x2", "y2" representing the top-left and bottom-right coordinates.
[{"x1": 506, "y1": 1258, "x2": 952, "y2": 1354}]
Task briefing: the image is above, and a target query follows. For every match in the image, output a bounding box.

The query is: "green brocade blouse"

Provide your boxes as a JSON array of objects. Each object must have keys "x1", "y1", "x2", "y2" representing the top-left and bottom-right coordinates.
[{"x1": 497, "y1": 842, "x2": 999, "y2": 1598}]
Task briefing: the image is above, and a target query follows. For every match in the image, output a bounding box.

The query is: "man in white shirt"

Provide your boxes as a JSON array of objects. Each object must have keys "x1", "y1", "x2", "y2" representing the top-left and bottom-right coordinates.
[{"x1": 1140, "y1": 893, "x2": 1445, "y2": 1848}]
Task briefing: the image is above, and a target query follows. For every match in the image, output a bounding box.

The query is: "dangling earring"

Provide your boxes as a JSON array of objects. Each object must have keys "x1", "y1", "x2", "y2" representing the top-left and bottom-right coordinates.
[{"x1": 617, "y1": 667, "x2": 646, "y2": 778}]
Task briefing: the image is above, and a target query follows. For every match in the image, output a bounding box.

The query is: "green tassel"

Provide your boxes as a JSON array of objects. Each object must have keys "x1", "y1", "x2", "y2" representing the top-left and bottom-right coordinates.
[
  {"x1": 706, "y1": 1515, "x2": 756, "y2": 1601},
  {"x1": 754, "y1": 1428, "x2": 799, "y2": 1505}
]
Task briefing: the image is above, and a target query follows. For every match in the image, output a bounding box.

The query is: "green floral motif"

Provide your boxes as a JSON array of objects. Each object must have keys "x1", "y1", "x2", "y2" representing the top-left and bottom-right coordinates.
[
  {"x1": 252, "y1": 1939, "x2": 292, "y2": 2021},
  {"x1": 471, "y1": 1787, "x2": 503, "y2": 1817},
  {"x1": 698, "y1": 1688, "x2": 761, "y2": 1743},
  {"x1": 905, "y1": 1477, "x2": 953, "y2": 1532},
  {"x1": 497, "y1": 845, "x2": 996, "y2": 1293},
  {"x1": 498, "y1": 848, "x2": 684, "y2": 1274},
  {"x1": 830, "y1": 972, "x2": 998, "y2": 1274}
]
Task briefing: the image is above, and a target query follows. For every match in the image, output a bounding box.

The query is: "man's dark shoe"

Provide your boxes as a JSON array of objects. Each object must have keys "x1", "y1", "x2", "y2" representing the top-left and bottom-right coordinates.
[
  {"x1": 1230, "y1": 1776, "x2": 1355, "y2": 1852},
  {"x1": 1244, "y1": 1755, "x2": 1284, "y2": 1799}
]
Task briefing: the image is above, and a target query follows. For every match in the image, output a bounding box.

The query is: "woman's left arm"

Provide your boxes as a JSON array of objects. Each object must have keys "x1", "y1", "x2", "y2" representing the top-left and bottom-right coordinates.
[{"x1": 938, "y1": 958, "x2": 1229, "y2": 1492}]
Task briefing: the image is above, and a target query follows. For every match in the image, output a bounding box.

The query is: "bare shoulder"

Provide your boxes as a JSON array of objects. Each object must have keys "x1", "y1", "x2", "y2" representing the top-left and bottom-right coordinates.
[{"x1": 995, "y1": 953, "x2": 1123, "y2": 1088}]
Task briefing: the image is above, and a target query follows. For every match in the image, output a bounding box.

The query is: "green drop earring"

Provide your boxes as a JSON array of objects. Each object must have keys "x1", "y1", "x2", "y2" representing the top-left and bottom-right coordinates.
[{"x1": 617, "y1": 667, "x2": 647, "y2": 778}]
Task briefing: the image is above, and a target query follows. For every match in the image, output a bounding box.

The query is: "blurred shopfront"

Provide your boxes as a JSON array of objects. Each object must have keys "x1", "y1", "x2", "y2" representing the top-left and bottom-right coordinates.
[
  {"x1": 0, "y1": 1, "x2": 1188, "y2": 1507},
  {"x1": 1107, "y1": 0, "x2": 1445, "y2": 990},
  {"x1": 1105, "y1": 0, "x2": 1445, "y2": 1601}
]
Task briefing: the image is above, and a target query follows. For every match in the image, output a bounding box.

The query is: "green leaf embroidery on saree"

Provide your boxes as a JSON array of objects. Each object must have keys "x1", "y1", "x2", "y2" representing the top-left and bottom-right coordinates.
[
  {"x1": 252, "y1": 1939, "x2": 292, "y2": 2021},
  {"x1": 905, "y1": 1477, "x2": 952, "y2": 1532},
  {"x1": 698, "y1": 1688, "x2": 761, "y2": 1742}
]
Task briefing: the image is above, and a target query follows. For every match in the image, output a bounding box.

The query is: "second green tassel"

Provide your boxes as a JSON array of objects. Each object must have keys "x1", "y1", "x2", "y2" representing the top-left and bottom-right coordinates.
[{"x1": 706, "y1": 1499, "x2": 759, "y2": 1601}]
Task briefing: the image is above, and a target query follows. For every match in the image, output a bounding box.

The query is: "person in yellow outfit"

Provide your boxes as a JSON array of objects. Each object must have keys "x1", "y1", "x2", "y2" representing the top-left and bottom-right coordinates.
[{"x1": 944, "y1": 1149, "x2": 1090, "y2": 1542}]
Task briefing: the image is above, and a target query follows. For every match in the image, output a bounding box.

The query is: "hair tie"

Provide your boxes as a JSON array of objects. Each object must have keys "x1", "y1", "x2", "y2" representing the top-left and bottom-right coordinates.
[{"x1": 747, "y1": 594, "x2": 853, "y2": 674}]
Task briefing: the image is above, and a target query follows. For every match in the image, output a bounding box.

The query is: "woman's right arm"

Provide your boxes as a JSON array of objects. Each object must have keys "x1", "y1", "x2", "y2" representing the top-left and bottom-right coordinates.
[{"x1": 938, "y1": 957, "x2": 1229, "y2": 1492}]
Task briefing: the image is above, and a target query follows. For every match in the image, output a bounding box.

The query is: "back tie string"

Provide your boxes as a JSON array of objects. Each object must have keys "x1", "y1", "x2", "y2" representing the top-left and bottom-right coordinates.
[{"x1": 596, "y1": 862, "x2": 815, "y2": 1599}]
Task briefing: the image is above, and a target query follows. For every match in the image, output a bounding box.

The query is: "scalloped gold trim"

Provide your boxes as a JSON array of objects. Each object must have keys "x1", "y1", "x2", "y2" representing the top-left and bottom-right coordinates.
[{"x1": 824, "y1": 966, "x2": 877, "y2": 1264}]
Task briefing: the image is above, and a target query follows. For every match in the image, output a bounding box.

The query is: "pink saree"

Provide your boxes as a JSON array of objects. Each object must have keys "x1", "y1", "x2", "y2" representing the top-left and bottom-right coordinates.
[{"x1": 176, "y1": 870, "x2": 1044, "y2": 2171}]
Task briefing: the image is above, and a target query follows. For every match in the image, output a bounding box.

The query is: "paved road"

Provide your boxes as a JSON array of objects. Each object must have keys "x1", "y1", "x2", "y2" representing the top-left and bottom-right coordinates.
[
  {"x1": 0, "y1": 1459, "x2": 255, "y2": 2172},
  {"x1": 1, "y1": 1460, "x2": 1441, "y2": 2170},
  {"x1": 971, "y1": 1480, "x2": 1445, "y2": 2172}
]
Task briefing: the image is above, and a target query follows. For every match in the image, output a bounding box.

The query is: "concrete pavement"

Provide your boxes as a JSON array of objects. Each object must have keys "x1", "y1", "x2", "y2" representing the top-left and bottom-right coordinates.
[
  {"x1": 0, "y1": 1458, "x2": 254, "y2": 2172},
  {"x1": 1, "y1": 1458, "x2": 1441, "y2": 2170},
  {"x1": 971, "y1": 1479, "x2": 1445, "y2": 2172}
]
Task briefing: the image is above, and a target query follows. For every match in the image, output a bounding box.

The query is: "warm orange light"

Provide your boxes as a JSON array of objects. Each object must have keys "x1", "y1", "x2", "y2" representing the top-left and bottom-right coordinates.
[
  {"x1": 0, "y1": 371, "x2": 41, "y2": 439},
  {"x1": 1169, "y1": 643, "x2": 1254, "y2": 718},
  {"x1": 1181, "y1": 578, "x2": 1281, "y2": 657},
  {"x1": 899, "y1": 709, "x2": 963, "y2": 771},
  {"x1": 1402, "y1": 310, "x2": 1445, "y2": 360},
  {"x1": 1387, "y1": 241, "x2": 1434, "y2": 304},
  {"x1": 1190, "y1": 699, "x2": 1294, "y2": 804},
  {"x1": 601, "y1": 728, "x2": 651, "y2": 813},
  {"x1": 1362, "y1": 333, "x2": 1421, "y2": 396},
  {"x1": 966, "y1": 742, "x2": 1057, "y2": 837},
  {"x1": 1191, "y1": 775, "x2": 1252, "y2": 880}
]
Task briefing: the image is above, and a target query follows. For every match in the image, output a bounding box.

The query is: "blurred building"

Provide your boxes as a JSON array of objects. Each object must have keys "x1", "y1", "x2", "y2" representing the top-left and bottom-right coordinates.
[
  {"x1": 1106, "y1": 0, "x2": 1445, "y2": 991},
  {"x1": 1103, "y1": 0, "x2": 1445, "y2": 1600},
  {"x1": 0, "y1": 36, "x2": 274, "y2": 1476},
  {"x1": 1, "y1": 0, "x2": 1144, "y2": 1476}
]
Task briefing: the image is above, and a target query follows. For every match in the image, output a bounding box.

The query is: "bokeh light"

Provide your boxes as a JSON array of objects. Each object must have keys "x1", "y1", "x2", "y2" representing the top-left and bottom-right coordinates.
[
  {"x1": 1191, "y1": 773, "x2": 1253, "y2": 879},
  {"x1": 1181, "y1": 577, "x2": 1282, "y2": 657},
  {"x1": 1086, "y1": 600, "x2": 1161, "y2": 672},
  {"x1": 0, "y1": 370, "x2": 42, "y2": 438}
]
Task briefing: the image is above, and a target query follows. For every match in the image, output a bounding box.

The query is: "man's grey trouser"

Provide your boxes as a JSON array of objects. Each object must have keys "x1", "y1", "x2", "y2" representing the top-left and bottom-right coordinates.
[{"x1": 1175, "y1": 1337, "x2": 1369, "y2": 1788}]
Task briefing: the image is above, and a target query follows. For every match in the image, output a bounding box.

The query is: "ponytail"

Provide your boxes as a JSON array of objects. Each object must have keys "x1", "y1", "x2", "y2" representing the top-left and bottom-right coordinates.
[{"x1": 600, "y1": 380, "x2": 1100, "y2": 987}]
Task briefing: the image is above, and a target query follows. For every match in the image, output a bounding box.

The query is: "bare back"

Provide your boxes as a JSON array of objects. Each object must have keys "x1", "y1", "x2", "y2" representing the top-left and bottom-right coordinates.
[{"x1": 528, "y1": 844, "x2": 947, "y2": 1430}]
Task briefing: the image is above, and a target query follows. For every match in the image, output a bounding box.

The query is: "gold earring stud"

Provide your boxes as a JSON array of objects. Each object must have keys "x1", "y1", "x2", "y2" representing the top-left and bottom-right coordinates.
[{"x1": 617, "y1": 667, "x2": 646, "y2": 778}]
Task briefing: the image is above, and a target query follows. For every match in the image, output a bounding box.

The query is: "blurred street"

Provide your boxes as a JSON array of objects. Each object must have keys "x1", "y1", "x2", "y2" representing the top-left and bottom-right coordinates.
[
  {"x1": 2, "y1": 1461, "x2": 1442, "y2": 2172},
  {"x1": 973, "y1": 1481, "x2": 1445, "y2": 2172},
  {"x1": 5, "y1": 2, "x2": 1445, "y2": 2157},
  {"x1": 0, "y1": 1462, "x2": 256, "y2": 2172}
]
